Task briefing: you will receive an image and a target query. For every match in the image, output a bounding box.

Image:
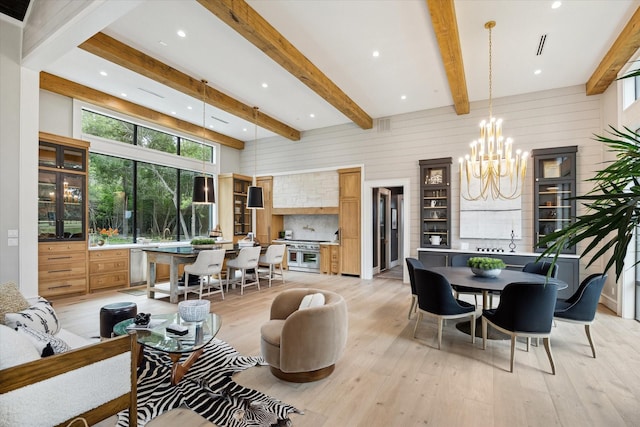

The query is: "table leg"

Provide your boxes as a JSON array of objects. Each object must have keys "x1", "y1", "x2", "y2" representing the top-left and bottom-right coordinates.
[
  {"x1": 169, "y1": 258, "x2": 180, "y2": 303},
  {"x1": 482, "y1": 290, "x2": 489, "y2": 310},
  {"x1": 169, "y1": 348, "x2": 204, "y2": 385},
  {"x1": 147, "y1": 258, "x2": 156, "y2": 299}
]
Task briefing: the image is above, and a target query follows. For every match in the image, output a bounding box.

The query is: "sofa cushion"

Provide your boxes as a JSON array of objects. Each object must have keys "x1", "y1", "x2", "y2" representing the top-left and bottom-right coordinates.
[
  {"x1": 16, "y1": 324, "x2": 71, "y2": 356},
  {"x1": 0, "y1": 324, "x2": 40, "y2": 369},
  {"x1": 3, "y1": 298, "x2": 61, "y2": 335},
  {"x1": 298, "y1": 293, "x2": 325, "y2": 310},
  {"x1": 0, "y1": 282, "x2": 30, "y2": 324},
  {"x1": 261, "y1": 319, "x2": 285, "y2": 347}
]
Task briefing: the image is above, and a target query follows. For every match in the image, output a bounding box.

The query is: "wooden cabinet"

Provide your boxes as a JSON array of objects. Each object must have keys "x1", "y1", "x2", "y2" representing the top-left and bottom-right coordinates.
[
  {"x1": 320, "y1": 244, "x2": 340, "y2": 275},
  {"x1": 255, "y1": 176, "x2": 283, "y2": 245},
  {"x1": 532, "y1": 146, "x2": 577, "y2": 254},
  {"x1": 338, "y1": 167, "x2": 361, "y2": 276},
  {"x1": 38, "y1": 132, "x2": 89, "y2": 298},
  {"x1": 38, "y1": 242, "x2": 88, "y2": 298},
  {"x1": 89, "y1": 248, "x2": 130, "y2": 292},
  {"x1": 419, "y1": 158, "x2": 452, "y2": 248},
  {"x1": 218, "y1": 173, "x2": 253, "y2": 242},
  {"x1": 38, "y1": 132, "x2": 88, "y2": 242}
]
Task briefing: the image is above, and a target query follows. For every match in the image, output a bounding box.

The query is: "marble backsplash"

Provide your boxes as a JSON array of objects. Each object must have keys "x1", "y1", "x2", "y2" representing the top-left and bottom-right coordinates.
[{"x1": 282, "y1": 215, "x2": 339, "y2": 241}]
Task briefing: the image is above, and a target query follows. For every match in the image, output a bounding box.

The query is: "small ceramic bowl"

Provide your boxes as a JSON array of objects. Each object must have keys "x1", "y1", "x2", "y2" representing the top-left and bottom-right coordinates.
[{"x1": 178, "y1": 300, "x2": 210, "y2": 322}]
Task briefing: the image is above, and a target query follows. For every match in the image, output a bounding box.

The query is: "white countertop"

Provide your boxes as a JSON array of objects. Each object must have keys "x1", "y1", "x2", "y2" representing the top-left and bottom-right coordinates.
[
  {"x1": 417, "y1": 247, "x2": 579, "y2": 259},
  {"x1": 88, "y1": 240, "x2": 232, "y2": 251}
]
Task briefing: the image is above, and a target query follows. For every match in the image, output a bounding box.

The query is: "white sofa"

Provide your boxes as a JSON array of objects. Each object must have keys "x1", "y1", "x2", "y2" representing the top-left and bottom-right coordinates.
[{"x1": 0, "y1": 285, "x2": 138, "y2": 427}]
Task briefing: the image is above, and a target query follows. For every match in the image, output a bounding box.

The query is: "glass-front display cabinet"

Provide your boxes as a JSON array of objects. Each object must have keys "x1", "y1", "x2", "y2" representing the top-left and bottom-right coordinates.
[
  {"x1": 532, "y1": 146, "x2": 577, "y2": 253},
  {"x1": 38, "y1": 134, "x2": 88, "y2": 241},
  {"x1": 233, "y1": 177, "x2": 251, "y2": 236},
  {"x1": 419, "y1": 157, "x2": 452, "y2": 248}
]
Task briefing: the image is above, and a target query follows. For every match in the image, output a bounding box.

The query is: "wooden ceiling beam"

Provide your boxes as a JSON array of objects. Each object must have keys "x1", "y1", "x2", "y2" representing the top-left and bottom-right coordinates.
[
  {"x1": 426, "y1": 0, "x2": 469, "y2": 115},
  {"x1": 79, "y1": 32, "x2": 300, "y2": 141},
  {"x1": 40, "y1": 72, "x2": 245, "y2": 150},
  {"x1": 197, "y1": 0, "x2": 373, "y2": 130},
  {"x1": 586, "y1": 6, "x2": 640, "y2": 95}
]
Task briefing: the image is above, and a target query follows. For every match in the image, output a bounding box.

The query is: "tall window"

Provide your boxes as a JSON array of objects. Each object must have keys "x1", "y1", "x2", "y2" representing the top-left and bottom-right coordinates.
[{"x1": 83, "y1": 108, "x2": 217, "y2": 245}]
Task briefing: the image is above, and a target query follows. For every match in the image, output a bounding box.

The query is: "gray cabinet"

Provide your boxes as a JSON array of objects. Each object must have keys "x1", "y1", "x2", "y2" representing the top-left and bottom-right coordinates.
[
  {"x1": 418, "y1": 250, "x2": 579, "y2": 298},
  {"x1": 419, "y1": 158, "x2": 452, "y2": 248}
]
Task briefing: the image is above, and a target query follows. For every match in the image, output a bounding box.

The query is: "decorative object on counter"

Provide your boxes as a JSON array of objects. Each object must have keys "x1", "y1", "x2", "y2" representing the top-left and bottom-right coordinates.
[
  {"x1": 134, "y1": 312, "x2": 151, "y2": 326},
  {"x1": 476, "y1": 247, "x2": 505, "y2": 253},
  {"x1": 467, "y1": 257, "x2": 506, "y2": 278},
  {"x1": 178, "y1": 300, "x2": 210, "y2": 323},
  {"x1": 429, "y1": 235, "x2": 441, "y2": 246},
  {"x1": 209, "y1": 224, "x2": 222, "y2": 238},
  {"x1": 99, "y1": 227, "x2": 118, "y2": 245},
  {"x1": 247, "y1": 106, "x2": 264, "y2": 209},
  {"x1": 190, "y1": 237, "x2": 218, "y2": 249},
  {"x1": 509, "y1": 229, "x2": 517, "y2": 252},
  {"x1": 459, "y1": 20, "x2": 528, "y2": 201},
  {"x1": 192, "y1": 79, "x2": 215, "y2": 204}
]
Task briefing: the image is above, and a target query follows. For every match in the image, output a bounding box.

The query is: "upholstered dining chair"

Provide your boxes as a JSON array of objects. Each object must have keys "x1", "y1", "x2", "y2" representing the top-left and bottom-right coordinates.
[
  {"x1": 405, "y1": 257, "x2": 424, "y2": 320},
  {"x1": 258, "y1": 244, "x2": 286, "y2": 287},
  {"x1": 522, "y1": 261, "x2": 559, "y2": 278},
  {"x1": 183, "y1": 249, "x2": 226, "y2": 300},
  {"x1": 482, "y1": 282, "x2": 558, "y2": 374},
  {"x1": 554, "y1": 273, "x2": 607, "y2": 358},
  {"x1": 413, "y1": 268, "x2": 477, "y2": 349},
  {"x1": 450, "y1": 254, "x2": 481, "y2": 306},
  {"x1": 226, "y1": 245, "x2": 261, "y2": 295}
]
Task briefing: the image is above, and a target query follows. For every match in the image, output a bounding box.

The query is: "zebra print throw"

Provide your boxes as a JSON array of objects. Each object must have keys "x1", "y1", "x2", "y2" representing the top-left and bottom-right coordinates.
[{"x1": 117, "y1": 338, "x2": 301, "y2": 426}]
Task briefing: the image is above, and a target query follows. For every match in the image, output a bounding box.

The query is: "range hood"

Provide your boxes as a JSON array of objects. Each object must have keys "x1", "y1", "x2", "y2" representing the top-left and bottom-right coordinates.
[{"x1": 272, "y1": 207, "x2": 339, "y2": 215}]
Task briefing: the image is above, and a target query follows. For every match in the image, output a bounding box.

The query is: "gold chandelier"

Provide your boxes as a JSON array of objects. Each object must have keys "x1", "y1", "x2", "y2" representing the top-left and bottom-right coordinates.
[{"x1": 459, "y1": 21, "x2": 528, "y2": 201}]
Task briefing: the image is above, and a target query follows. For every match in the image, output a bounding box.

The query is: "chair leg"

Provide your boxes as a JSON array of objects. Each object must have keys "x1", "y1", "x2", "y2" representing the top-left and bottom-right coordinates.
[
  {"x1": 543, "y1": 337, "x2": 556, "y2": 375},
  {"x1": 585, "y1": 324, "x2": 596, "y2": 358},
  {"x1": 408, "y1": 295, "x2": 417, "y2": 320},
  {"x1": 184, "y1": 273, "x2": 190, "y2": 300},
  {"x1": 482, "y1": 318, "x2": 488, "y2": 350},
  {"x1": 470, "y1": 314, "x2": 476, "y2": 345},
  {"x1": 526, "y1": 337, "x2": 530, "y2": 352},
  {"x1": 279, "y1": 263, "x2": 285, "y2": 283},
  {"x1": 240, "y1": 269, "x2": 246, "y2": 295},
  {"x1": 225, "y1": 267, "x2": 231, "y2": 292},
  {"x1": 413, "y1": 312, "x2": 423, "y2": 338},
  {"x1": 437, "y1": 318, "x2": 443, "y2": 350},
  {"x1": 509, "y1": 336, "x2": 516, "y2": 373}
]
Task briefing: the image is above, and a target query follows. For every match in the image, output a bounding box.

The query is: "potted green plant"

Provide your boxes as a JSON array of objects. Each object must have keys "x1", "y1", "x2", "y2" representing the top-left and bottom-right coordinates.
[
  {"x1": 190, "y1": 237, "x2": 218, "y2": 249},
  {"x1": 467, "y1": 257, "x2": 506, "y2": 278}
]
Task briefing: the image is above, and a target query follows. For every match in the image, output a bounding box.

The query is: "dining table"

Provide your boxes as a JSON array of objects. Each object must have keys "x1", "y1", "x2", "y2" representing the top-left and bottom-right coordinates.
[
  {"x1": 143, "y1": 244, "x2": 262, "y2": 303},
  {"x1": 427, "y1": 266, "x2": 568, "y2": 339}
]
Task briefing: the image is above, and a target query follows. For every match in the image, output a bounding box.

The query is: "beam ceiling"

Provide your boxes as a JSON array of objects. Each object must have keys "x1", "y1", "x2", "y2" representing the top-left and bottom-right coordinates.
[
  {"x1": 79, "y1": 32, "x2": 300, "y2": 141},
  {"x1": 426, "y1": 0, "x2": 469, "y2": 115},
  {"x1": 40, "y1": 72, "x2": 245, "y2": 150},
  {"x1": 197, "y1": 0, "x2": 373, "y2": 130},
  {"x1": 586, "y1": 6, "x2": 640, "y2": 95}
]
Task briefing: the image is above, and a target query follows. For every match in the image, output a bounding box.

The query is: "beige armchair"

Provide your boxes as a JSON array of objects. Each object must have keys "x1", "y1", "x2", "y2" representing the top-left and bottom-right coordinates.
[{"x1": 260, "y1": 288, "x2": 348, "y2": 382}]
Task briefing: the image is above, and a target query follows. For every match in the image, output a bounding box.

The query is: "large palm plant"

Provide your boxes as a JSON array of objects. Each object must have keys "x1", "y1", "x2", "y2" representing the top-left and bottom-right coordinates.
[{"x1": 538, "y1": 126, "x2": 640, "y2": 280}]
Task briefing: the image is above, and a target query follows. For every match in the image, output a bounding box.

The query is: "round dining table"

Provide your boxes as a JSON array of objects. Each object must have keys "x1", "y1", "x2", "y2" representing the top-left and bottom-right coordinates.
[{"x1": 427, "y1": 266, "x2": 568, "y2": 339}]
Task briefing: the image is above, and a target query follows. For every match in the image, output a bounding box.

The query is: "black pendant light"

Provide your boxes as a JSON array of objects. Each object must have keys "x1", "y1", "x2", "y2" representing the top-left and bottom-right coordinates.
[
  {"x1": 247, "y1": 106, "x2": 264, "y2": 209},
  {"x1": 192, "y1": 79, "x2": 215, "y2": 204}
]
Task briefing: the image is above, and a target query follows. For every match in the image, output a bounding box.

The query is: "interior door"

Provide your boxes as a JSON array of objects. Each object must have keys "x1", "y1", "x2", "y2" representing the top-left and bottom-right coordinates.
[{"x1": 378, "y1": 188, "x2": 391, "y2": 272}]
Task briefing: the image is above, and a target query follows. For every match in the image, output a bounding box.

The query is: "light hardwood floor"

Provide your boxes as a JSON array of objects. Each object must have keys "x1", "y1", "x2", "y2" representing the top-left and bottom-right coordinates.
[{"x1": 54, "y1": 272, "x2": 640, "y2": 427}]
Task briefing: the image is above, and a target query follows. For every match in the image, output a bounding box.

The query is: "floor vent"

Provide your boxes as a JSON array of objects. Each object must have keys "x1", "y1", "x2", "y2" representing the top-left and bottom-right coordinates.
[{"x1": 377, "y1": 117, "x2": 391, "y2": 132}]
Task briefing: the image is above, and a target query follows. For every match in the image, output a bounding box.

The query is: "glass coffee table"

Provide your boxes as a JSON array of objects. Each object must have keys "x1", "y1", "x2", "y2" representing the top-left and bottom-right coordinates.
[{"x1": 114, "y1": 312, "x2": 221, "y2": 385}]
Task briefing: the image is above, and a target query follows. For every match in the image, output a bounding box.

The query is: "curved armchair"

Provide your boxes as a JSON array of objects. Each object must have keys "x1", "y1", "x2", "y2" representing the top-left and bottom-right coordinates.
[
  {"x1": 522, "y1": 261, "x2": 559, "y2": 278},
  {"x1": 183, "y1": 249, "x2": 226, "y2": 300},
  {"x1": 413, "y1": 268, "x2": 477, "y2": 349},
  {"x1": 405, "y1": 257, "x2": 424, "y2": 319},
  {"x1": 260, "y1": 288, "x2": 348, "y2": 382},
  {"x1": 554, "y1": 273, "x2": 607, "y2": 358},
  {"x1": 482, "y1": 282, "x2": 558, "y2": 374}
]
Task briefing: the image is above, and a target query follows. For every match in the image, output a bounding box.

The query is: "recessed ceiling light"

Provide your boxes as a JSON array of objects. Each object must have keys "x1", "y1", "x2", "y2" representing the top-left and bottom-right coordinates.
[
  {"x1": 209, "y1": 125, "x2": 214, "y2": 129},
  {"x1": 177, "y1": 30, "x2": 186, "y2": 38},
  {"x1": 551, "y1": 1, "x2": 562, "y2": 9},
  {"x1": 261, "y1": 82, "x2": 268, "y2": 88},
  {"x1": 309, "y1": 113, "x2": 315, "y2": 118},
  {"x1": 243, "y1": 128, "x2": 248, "y2": 132},
  {"x1": 121, "y1": 93, "x2": 127, "y2": 97},
  {"x1": 159, "y1": 41, "x2": 168, "y2": 47},
  {"x1": 401, "y1": 95, "x2": 407, "y2": 100},
  {"x1": 372, "y1": 50, "x2": 380, "y2": 58},
  {"x1": 534, "y1": 69, "x2": 542, "y2": 75},
  {"x1": 187, "y1": 106, "x2": 193, "y2": 110},
  {"x1": 171, "y1": 111, "x2": 176, "y2": 115},
  {"x1": 99, "y1": 71, "x2": 108, "y2": 76}
]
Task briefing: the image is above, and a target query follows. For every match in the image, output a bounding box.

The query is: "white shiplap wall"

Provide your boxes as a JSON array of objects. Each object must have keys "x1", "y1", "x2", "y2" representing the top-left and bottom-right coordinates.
[{"x1": 241, "y1": 85, "x2": 608, "y2": 278}]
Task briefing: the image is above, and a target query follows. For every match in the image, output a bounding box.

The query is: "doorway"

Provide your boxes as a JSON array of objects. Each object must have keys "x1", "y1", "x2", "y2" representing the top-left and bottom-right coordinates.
[{"x1": 372, "y1": 186, "x2": 403, "y2": 277}]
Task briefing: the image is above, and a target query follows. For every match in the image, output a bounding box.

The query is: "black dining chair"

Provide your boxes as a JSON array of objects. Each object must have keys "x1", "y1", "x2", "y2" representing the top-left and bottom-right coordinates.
[
  {"x1": 554, "y1": 273, "x2": 607, "y2": 358},
  {"x1": 482, "y1": 282, "x2": 558, "y2": 374},
  {"x1": 413, "y1": 268, "x2": 477, "y2": 349},
  {"x1": 405, "y1": 257, "x2": 424, "y2": 320},
  {"x1": 450, "y1": 254, "x2": 481, "y2": 306},
  {"x1": 522, "y1": 261, "x2": 559, "y2": 278}
]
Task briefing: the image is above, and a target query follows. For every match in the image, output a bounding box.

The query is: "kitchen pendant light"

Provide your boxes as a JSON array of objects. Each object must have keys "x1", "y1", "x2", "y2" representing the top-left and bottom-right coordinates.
[
  {"x1": 247, "y1": 106, "x2": 264, "y2": 209},
  {"x1": 192, "y1": 79, "x2": 215, "y2": 204}
]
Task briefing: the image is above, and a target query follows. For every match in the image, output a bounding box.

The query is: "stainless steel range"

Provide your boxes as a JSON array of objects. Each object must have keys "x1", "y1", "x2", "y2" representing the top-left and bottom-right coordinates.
[{"x1": 282, "y1": 240, "x2": 322, "y2": 273}]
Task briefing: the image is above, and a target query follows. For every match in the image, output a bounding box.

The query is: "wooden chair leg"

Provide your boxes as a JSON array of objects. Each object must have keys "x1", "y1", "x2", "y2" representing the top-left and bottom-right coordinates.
[
  {"x1": 437, "y1": 318, "x2": 443, "y2": 350},
  {"x1": 482, "y1": 318, "x2": 488, "y2": 350},
  {"x1": 470, "y1": 314, "x2": 476, "y2": 345},
  {"x1": 510, "y1": 336, "x2": 516, "y2": 373},
  {"x1": 526, "y1": 337, "x2": 530, "y2": 352},
  {"x1": 413, "y1": 312, "x2": 422, "y2": 338},
  {"x1": 585, "y1": 324, "x2": 596, "y2": 358},
  {"x1": 543, "y1": 337, "x2": 556, "y2": 375}
]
